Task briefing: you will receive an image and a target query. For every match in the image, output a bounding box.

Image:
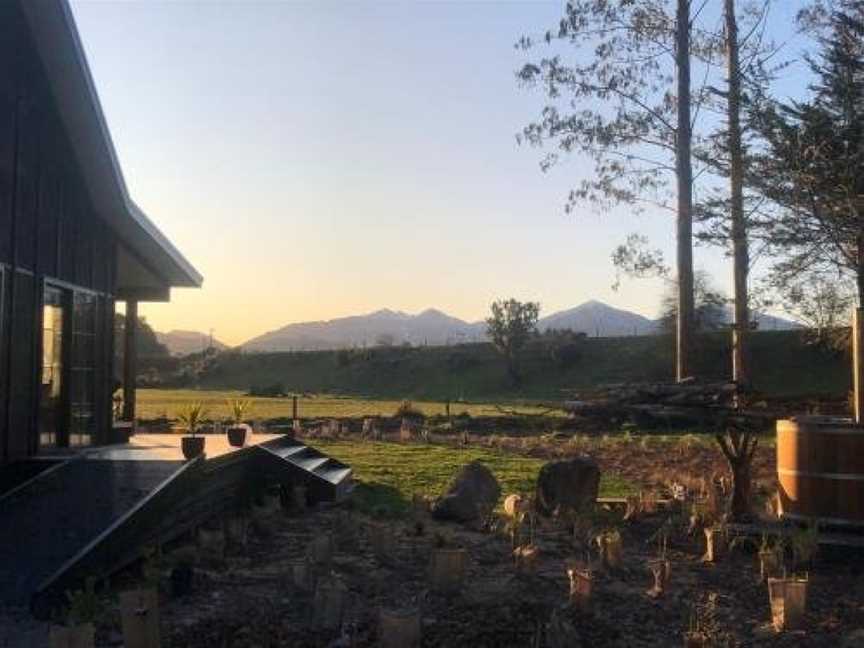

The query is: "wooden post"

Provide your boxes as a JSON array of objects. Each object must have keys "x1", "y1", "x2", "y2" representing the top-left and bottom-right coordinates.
[
  {"x1": 122, "y1": 300, "x2": 138, "y2": 422},
  {"x1": 854, "y1": 308, "x2": 864, "y2": 424}
]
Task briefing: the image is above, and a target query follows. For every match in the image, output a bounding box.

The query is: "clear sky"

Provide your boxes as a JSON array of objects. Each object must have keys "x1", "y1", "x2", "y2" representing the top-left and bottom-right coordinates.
[{"x1": 69, "y1": 0, "x2": 810, "y2": 346}]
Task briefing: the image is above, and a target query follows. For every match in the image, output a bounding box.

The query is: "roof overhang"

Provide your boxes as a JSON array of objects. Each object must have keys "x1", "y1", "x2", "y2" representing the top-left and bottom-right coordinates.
[{"x1": 19, "y1": 0, "x2": 203, "y2": 297}]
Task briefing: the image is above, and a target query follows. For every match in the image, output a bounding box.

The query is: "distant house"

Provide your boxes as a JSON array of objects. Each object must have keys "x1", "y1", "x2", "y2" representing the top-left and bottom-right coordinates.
[{"x1": 0, "y1": 0, "x2": 202, "y2": 463}]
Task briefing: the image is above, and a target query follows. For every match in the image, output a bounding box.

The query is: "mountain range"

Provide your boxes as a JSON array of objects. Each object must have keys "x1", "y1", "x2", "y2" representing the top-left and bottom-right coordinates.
[{"x1": 224, "y1": 300, "x2": 800, "y2": 353}]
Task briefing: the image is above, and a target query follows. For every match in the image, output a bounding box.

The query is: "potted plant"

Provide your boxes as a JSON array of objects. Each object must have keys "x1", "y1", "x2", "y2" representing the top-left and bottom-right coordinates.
[
  {"x1": 177, "y1": 402, "x2": 207, "y2": 460},
  {"x1": 226, "y1": 398, "x2": 252, "y2": 447}
]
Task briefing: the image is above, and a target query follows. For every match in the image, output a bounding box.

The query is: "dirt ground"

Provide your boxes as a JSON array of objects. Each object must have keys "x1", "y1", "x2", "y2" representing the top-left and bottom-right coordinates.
[
  {"x1": 105, "y1": 429, "x2": 862, "y2": 648},
  {"x1": 5, "y1": 436, "x2": 863, "y2": 647},
  {"x1": 148, "y1": 500, "x2": 864, "y2": 648}
]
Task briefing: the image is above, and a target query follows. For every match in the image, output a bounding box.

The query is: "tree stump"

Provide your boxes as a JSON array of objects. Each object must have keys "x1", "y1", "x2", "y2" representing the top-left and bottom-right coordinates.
[
  {"x1": 119, "y1": 589, "x2": 160, "y2": 648},
  {"x1": 379, "y1": 608, "x2": 422, "y2": 648},
  {"x1": 429, "y1": 548, "x2": 467, "y2": 593}
]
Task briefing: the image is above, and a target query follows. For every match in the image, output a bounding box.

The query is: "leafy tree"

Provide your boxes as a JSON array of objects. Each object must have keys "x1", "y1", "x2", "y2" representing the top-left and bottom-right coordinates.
[
  {"x1": 114, "y1": 313, "x2": 169, "y2": 358},
  {"x1": 517, "y1": 0, "x2": 709, "y2": 381},
  {"x1": 782, "y1": 275, "x2": 854, "y2": 352},
  {"x1": 485, "y1": 299, "x2": 540, "y2": 384}
]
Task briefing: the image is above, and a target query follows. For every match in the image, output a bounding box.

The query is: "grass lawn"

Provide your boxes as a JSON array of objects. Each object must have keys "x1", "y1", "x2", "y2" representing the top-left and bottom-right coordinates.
[
  {"x1": 307, "y1": 440, "x2": 636, "y2": 515},
  {"x1": 135, "y1": 389, "x2": 554, "y2": 421}
]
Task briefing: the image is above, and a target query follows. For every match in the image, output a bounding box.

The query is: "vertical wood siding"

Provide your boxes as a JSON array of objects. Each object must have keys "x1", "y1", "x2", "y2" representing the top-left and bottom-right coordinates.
[{"x1": 0, "y1": 3, "x2": 118, "y2": 461}]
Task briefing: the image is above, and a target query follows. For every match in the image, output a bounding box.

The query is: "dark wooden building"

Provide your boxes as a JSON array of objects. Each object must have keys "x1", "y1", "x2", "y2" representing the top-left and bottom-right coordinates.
[{"x1": 0, "y1": 0, "x2": 202, "y2": 465}]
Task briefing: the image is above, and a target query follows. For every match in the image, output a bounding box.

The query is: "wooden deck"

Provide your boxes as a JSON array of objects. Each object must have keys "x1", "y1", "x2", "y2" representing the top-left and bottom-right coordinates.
[
  {"x1": 48, "y1": 433, "x2": 283, "y2": 462},
  {"x1": 0, "y1": 433, "x2": 352, "y2": 617}
]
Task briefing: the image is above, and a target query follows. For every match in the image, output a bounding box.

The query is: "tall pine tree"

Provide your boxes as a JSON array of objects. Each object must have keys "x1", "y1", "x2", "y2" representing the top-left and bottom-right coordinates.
[{"x1": 750, "y1": 2, "x2": 864, "y2": 303}]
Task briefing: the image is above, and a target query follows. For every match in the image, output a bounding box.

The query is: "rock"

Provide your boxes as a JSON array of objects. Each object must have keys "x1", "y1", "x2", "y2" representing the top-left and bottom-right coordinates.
[
  {"x1": 431, "y1": 461, "x2": 500, "y2": 522},
  {"x1": 534, "y1": 457, "x2": 600, "y2": 517}
]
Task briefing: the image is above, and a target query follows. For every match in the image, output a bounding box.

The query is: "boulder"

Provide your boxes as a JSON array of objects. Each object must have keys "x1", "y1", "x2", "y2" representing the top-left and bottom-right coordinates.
[
  {"x1": 432, "y1": 461, "x2": 500, "y2": 522},
  {"x1": 534, "y1": 457, "x2": 600, "y2": 517}
]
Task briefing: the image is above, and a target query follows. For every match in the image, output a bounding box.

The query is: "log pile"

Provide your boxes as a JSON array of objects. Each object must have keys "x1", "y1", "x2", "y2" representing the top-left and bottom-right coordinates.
[{"x1": 558, "y1": 381, "x2": 771, "y2": 428}]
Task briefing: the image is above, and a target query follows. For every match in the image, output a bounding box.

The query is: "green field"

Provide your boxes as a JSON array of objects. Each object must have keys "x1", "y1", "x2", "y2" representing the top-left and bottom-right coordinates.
[
  {"x1": 135, "y1": 388, "x2": 551, "y2": 421},
  {"x1": 141, "y1": 329, "x2": 848, "y2": 401},
  {"x1": 306, "y1": 440, "x2": 636, "y2": 514}
]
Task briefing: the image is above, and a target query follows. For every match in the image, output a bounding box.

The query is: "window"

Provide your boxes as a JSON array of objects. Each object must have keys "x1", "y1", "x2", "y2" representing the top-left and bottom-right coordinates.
[
  {"x1": 39, "y1": 285, "x2": 64, "y2": 448},
  {"x1": 69, "y1": 290, "x2": 96, "y2": 446}
]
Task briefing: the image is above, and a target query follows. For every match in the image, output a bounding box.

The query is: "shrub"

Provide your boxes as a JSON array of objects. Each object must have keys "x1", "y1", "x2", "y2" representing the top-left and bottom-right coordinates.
[
  {"x1": 248, "y1": 382, "x2": 285, "y2": 397},
  {"x1": 395, "y1": 400, "x2": 425, "y2": 421}
]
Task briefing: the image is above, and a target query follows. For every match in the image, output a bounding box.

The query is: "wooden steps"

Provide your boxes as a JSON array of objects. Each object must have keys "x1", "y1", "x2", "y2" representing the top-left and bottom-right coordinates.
[{"x1": 0, "y1": 434, "x2": 352, "y2": 617}]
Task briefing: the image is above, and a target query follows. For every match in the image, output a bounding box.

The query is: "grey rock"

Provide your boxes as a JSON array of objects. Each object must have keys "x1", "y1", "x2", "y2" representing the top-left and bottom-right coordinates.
[
  {"x1": 534, "y1": 457, "x2": 600, "y2": 516},
  {"x1": 431, "y1": 461, "x2": 500, "y2": 522}
]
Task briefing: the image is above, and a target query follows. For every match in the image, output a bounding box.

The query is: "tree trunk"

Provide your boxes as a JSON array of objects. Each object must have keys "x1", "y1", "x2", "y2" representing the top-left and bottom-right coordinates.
[
  {"x1": 729, "y1": 459, "x2": 752, "y2": 520},
  {"x1": 725, "y1": 0, "x2": 749, "y2": 389},
  {"x1": 716, "y1": 422, "x2": 758, "y2": 522},
  {"x1": 676, "y1": 0, "x2": 695, "y2": 382},
  {"x1": 857, "y1": 236, "x2": 864, "y2": 308},
  {"x1": 855, "y1": 240, "x2": 864, "y2": 423}
]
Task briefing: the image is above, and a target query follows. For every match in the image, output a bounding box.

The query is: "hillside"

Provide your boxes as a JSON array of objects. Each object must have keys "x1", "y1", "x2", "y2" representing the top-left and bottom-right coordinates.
[
  {"x1": 156, "y1": 330, "x2": 228, "y2": 356},
  {"x1": 191, "y1": 330, "x2": 848, "y2": 401}
]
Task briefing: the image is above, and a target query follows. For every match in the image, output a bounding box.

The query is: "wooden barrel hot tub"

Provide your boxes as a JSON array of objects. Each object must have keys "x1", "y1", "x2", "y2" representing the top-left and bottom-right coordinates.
[{"x1": 776, "y1": 416, "x2": 864, "y2": 526}]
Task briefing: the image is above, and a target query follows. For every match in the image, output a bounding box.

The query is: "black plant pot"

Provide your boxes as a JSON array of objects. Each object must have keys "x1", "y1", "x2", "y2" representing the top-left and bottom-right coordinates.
[
  {"x1": 227, "y1": 425, "x2": 247, "y2": 448},
  {"x1": 181, "y1": 436, "x2": 205, "y2": 460}
]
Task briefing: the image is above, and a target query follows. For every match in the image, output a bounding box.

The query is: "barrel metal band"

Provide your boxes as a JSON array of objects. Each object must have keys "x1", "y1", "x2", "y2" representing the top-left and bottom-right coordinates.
[
  {"x1": 780, "y1": 511, "x2": 864, "y2": 529},
  {"x1": 778, "y1": 468, "x2": 864, "y2": 481},
  {"x1": 778, "y1": 425, "x2": 864, "y2": 436}
]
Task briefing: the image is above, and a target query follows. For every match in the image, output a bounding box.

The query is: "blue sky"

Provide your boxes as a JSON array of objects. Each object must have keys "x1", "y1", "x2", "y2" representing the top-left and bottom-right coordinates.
[{"x1": 69, "y1": 0, "x2": 811, "y2": 344}]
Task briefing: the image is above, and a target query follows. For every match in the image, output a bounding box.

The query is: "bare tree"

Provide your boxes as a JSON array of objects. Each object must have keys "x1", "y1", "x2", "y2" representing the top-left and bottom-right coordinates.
[{"x1": 517, "y1": 0, "x2": 707, "y2": 382}]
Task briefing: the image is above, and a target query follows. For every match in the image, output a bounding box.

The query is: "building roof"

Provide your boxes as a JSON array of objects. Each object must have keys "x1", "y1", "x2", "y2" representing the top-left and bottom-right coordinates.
[{"x1": 19, "y1": 0, "x2": 203, "y2": 295}]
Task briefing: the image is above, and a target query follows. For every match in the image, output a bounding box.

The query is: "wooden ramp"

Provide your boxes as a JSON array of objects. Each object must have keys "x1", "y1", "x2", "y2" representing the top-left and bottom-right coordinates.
[{"x1": 0, "y1": 434, "x2": 352, "y2": 617}]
